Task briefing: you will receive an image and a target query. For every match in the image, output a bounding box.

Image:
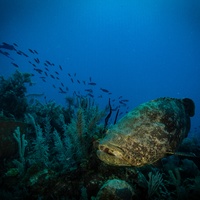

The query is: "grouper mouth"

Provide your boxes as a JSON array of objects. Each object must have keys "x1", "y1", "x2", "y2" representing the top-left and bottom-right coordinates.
[{"x1": 97, "y1": 143, "x2": 131, "y2": 166}]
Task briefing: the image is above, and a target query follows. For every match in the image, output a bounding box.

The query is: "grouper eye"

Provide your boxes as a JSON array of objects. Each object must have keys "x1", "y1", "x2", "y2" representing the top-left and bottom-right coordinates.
[
  {"x1": 104, "y1": 147, "x2": 109, "y2": 153},
  {"x1": 99, "y1": 146, "x2": 103, "y2": 151},
  {"x1": 99, "y1": 146, "x2": 114, "y2": 156}
]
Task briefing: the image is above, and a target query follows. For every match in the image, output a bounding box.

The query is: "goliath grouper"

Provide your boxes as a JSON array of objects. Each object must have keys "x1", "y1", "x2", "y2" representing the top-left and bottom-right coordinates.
[{"x1": 97, "y1": 97, "x2": 195, "y2": 167}]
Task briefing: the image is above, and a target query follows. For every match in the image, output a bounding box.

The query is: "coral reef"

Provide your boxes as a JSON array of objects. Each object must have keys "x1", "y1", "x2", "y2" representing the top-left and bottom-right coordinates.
[
  {"x1": 0, "y1": 116, "x2": 27, "y2": 160},
  {"x1": 0, "y1": 70, "x2": 32, "y2": 119},
  {"x1": 0, "y1": 72, "x2": 200, "y2": 199}
]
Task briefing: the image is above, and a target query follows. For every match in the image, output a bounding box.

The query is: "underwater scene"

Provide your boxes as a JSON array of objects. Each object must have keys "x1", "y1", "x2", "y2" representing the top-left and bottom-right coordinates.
[{"x1": 0, "y1": 0, "x2": 200, "y2": 199}]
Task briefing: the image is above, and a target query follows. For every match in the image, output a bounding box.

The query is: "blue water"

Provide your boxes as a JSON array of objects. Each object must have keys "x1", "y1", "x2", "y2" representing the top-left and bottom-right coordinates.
[{"x1": 0, "y1": 0, "x2": 200, "y2": 132}]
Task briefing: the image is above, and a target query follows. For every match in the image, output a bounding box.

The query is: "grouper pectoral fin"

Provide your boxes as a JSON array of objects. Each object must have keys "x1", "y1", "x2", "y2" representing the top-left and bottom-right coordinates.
[{"x1": 166, "y1": 151, "x2": 197, "y2": 157}]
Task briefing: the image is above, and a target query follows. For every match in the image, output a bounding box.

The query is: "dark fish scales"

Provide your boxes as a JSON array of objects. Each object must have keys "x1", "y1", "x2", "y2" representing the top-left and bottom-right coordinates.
[
  {"x1": 59, "y1": 91, "x2": 67, "y2": 94},
  {"x1": 1, "y1": 51, "x2": 9, "y2": 56},
  {"x1": 0, "y1": 50, "x2": 14, "y2": 60},
  {"x1": 88, "y1": 82, "x2": 96, "y2": 86},
  {"x1": 0, "y1": 42, "x2": 16, "y2": 50},
  {"x1": 46, "y1": 60, "x2": 52, "y2": 65},
  {"x1": 121, "y1": 99, "x2": 129, "y2": 102},
  {"x1": 41, "y1": 77, "x2": 46, "y2": 82},
  {"x1": 85, "y1": 89, "x2": 93, "y2": 93},
  {"x1": 34, "y1": 50, "x2": 38, "y2": 54},
  {"x1": 28, "y1": 49, "x2": 34, "y2": 54},
  {"x1": 11, "y1": 62, "x2": 19, "y2": 68},
  {"x1": 59, "y1": 87, "x2": 66, "y2": 93},
  {"x1": 100, "y1": 88, "x2": 109, "y2": 93},
  {"x1": 22, "y1": 52, "x2": 28, "y2": 57},
  {"x1": 50, "y1": 74, "x2": 55, "y2": 79},
  {"x1": 17, "y1": 50, "x2": 24, "y2": 55},
  {"x1": 119, "y1": 101, "x2": 127, "y2": 106},
  {"x1": 17, "y1": 51, "x2": 22, "y2": 55},
  {"x1": 97, "y1": 97, "x2": 195, "y2": 167},
  {"x1": 87, "y1": 93, "x2": 94, "y2": 98},
  {"x1": 59, "y1": 65, "x2": 62, "y2": 70},
  {"x1": 34, "y1": 58, "x2": 40, "y2": 63},
  {"x1": 34, "y1": 68, "x2": 43, "y2": 73}
]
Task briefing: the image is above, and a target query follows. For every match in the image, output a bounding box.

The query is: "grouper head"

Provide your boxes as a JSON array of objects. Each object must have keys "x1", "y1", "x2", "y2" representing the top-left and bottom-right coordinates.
[
  {"x1": 96, "y1": 122, "x2": 147, "y2": 167},
  {"x1": 97, "y1": 131, "x2": 132, "y2": 166},
  {"x1": 97, "y1": 121, "x2": 171, "y2": 167}
]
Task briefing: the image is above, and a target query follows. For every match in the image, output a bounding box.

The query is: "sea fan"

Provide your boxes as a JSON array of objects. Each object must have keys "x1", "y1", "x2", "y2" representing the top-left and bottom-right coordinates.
[
  {"x1": 28, "y1": 124, "x2": 49, "y2": 166},
  {"x1": 52, "y1": 129, "x2": 73, "y2": 170}
]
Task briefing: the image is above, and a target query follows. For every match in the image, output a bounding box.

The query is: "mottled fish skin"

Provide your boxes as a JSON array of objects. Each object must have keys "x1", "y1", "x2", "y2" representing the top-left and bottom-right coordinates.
[{"x1": 97, "y1": 97, "x2": 195, "y2": 167}]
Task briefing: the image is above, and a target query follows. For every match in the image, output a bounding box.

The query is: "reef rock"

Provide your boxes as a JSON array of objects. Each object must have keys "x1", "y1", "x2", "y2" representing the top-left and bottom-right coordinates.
[{"x1": 96, "y1": 179, "x2": 135, "y2": 200}]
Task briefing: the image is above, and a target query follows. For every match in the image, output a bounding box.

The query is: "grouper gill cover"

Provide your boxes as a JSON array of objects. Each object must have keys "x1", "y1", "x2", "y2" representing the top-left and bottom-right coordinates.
[{"x1": 97, "y1": 97, "x2": 195, "y2": 167}]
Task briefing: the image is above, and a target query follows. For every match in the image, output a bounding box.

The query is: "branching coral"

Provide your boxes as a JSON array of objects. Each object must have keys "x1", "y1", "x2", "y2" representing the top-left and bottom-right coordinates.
[
  {"x1": 26, "y1": 100, "x2": 71, "y2": 133},
  {"x1": 147, "y1": 171, "x2": 163, "y2": 198},
  {"x1": 12, "y1": 127, "x2": 28, "y2": 175},
  {"x1": 137, "y1": 171, "x2": 164, "y2": 199},
  {"x1": 76, "y1": 108, "x2": 85, "y2": 140}
]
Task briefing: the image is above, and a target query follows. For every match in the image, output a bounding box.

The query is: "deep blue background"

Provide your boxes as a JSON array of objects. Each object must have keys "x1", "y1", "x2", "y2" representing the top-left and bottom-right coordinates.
[{"x1": 0, "y1": 0, "x2": 200, "y2": 132}]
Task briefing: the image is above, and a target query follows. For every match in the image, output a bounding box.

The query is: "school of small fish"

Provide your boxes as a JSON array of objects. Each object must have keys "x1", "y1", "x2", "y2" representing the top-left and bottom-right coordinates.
[{"x1": 0, "y1": 42, "x2": 130, "y2": 117}]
